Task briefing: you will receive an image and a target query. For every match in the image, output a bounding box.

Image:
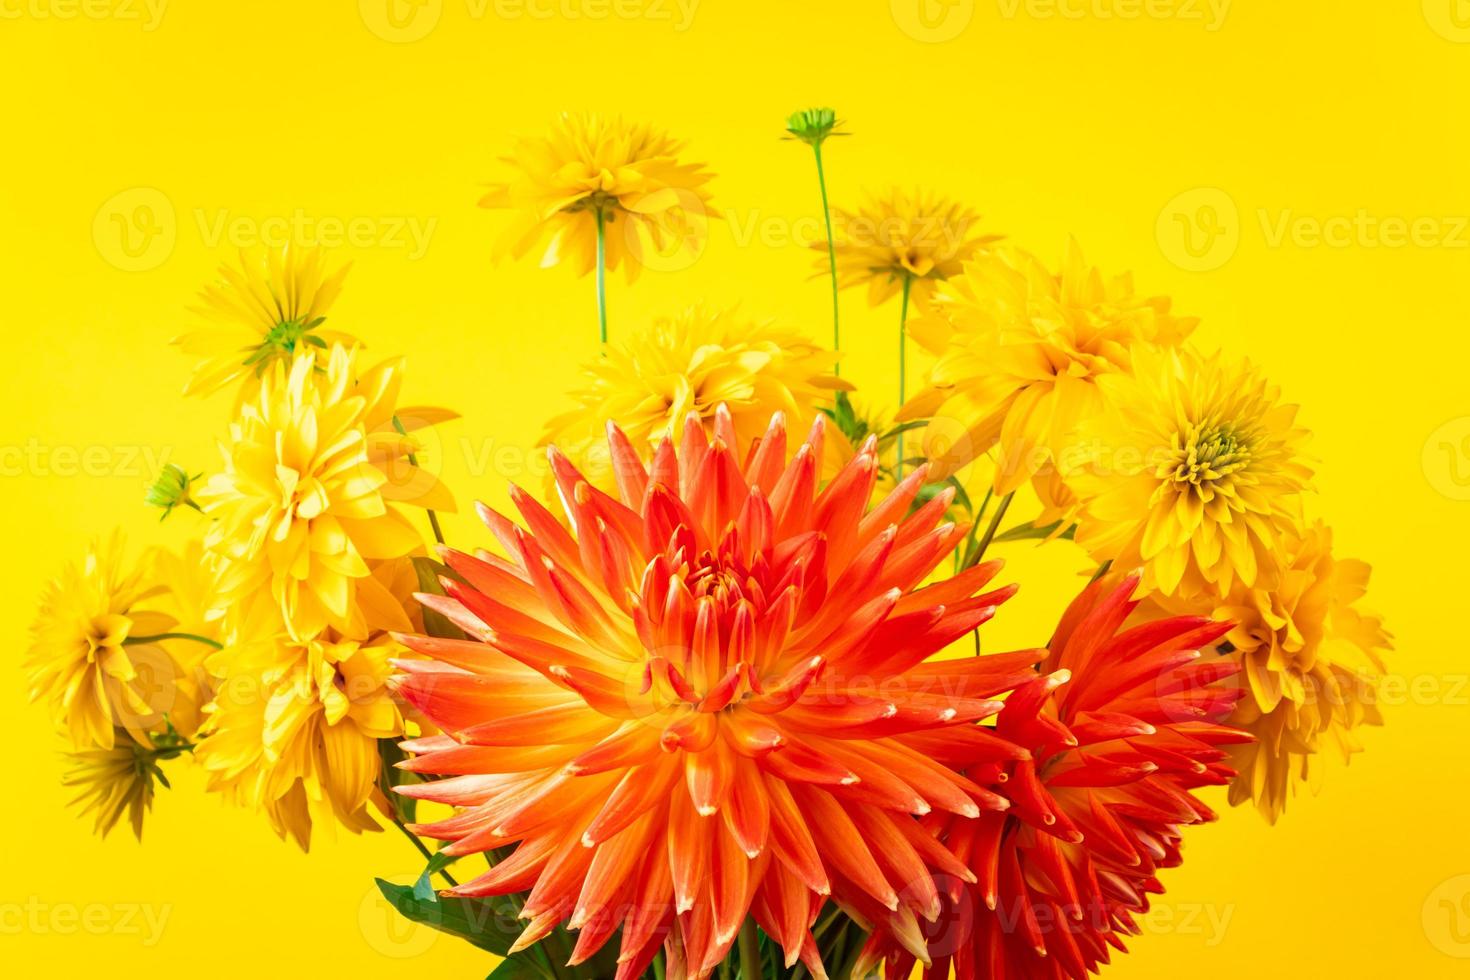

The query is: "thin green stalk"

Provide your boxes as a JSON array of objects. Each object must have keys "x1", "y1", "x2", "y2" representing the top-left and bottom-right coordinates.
[
  {"x1": 595, "y1": 206, "x2": 609, "y2": 345},
  {"x1": 738, "y1": 919, "x2": 762, "y2": 979},
  {"x1": 122, "y1": 632, "x2": 222, "y2": 649},
  {"x1": 391, "y1": 414, "x2": 444, "y2": 546},
  {"x1": 813, "y1": 143, "x2": 840, "y2": 371},
  {"x1": 896, "y1": 275, "x2": 913, "y2": 478},
  {"x1": 971, "y1": 490, "x2": 1016, "y2": 567},
  {"x1": 388, "y1": 815, "x2": 458, "y2": 888}
]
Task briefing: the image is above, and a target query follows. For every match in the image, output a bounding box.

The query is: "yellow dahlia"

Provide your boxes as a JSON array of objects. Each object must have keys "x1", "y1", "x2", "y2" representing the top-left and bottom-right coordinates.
[
  {"x1": 392, "y1": 408, "x2": 1040, "y2": 978},
  {"x1": 900, "y1": 241, "x2": 1197, "y2": 490},
  {"x1": 199, "y1": 344, "x2": 455, "y2": 640},
  {"x1": 820, "y1": 188, "x2": 997, "y2": 311},
  {"x1": 1151, "y1": 522, "x2": 1389, "y2": 822},
  {"x1": 480, "y1": 112, "x2": 717, "y2": 281},
  {"x1": 540, "y1": 306, "x2": 846, "y2": 491},
  {"x1": 174, "y1": 245, "x2": 353, "y2": 398},
  {"x1": 197, "y1": 618, "x2": 408, "y2": 849},
  {"x1": 26, "y1": 532, "x2": 208, "y2": 750},
  {"x1": 1064, "y1": 347, "x2": 1314, "y2": 598}
]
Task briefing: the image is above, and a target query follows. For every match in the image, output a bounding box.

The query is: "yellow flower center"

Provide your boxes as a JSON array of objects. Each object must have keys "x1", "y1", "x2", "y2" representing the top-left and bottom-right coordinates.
[
  {"x1": 85, "y1": 613, "x2": 131, "y2": 659},
  {"x1": 1163, "y1": 419, "x2": 1252, "y2": 495}
]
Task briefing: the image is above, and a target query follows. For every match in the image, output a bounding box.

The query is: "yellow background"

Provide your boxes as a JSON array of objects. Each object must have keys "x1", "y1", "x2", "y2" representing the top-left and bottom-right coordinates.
[{"x1": 2, "y1": 1, "x2": 1468, "y2": 976}]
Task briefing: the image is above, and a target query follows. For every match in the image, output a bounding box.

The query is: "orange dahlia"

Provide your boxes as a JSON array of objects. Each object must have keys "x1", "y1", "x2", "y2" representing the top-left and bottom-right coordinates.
[
  {"x1": 390, "y1": 408, "x2": 1042, "y2": 978},
  {"x1": 861, "y1": 573, "x2": 1250, "y2": 980}
]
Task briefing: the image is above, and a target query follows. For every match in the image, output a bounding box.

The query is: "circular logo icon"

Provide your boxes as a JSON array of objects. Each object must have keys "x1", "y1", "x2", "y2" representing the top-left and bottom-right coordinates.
[
  {"x1": 358, "y1": 879, "x2": 439, "y2": 959},
  {"x1": 93, "y1": 187, "x2": 176, "y2": 272},
  {"x1": 622, "y1": 188, "x2": 712, "y2": 274},
  {"x1": 359, "y1": 0, "x2": 442, "y2": 43},
  {"x1": 1423, "y1": 0, "x2": 1470, "y2": 42},
  {"x1": 1424, "y1": 874, "x2": 1470, "y2": 957},
  {"x1": 1423, "y1": 417, "x2": 1470, "y2": 501},
  {"x1": 890, "y1": 0, "x2": 974, "y2": 42},
  {"x1": 1156, "y1": 187, "x2": 1240, "y2": 272}
]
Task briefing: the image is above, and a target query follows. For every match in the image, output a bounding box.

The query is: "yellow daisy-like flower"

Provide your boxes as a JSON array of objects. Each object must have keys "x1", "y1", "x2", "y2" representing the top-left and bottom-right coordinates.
[
  {"x1": 1064, "y1": 347, "x2": 1314, "y2": 598},
  {"x1": 199, "y1": 344, "x2": 456, "y2": 641},
  {"x1": 197, "y1": 621, "x2": 408, "y2": 849},
  {"x1": 26, "y1": 532, "x2": 207, "y2": 750},
  {"x1": 540, "y1": 306, "x2": 846, "y2": 489},
  {"x1": 1147, "y1": 522, "x2": 1390, "y2": 822},
  {"x1": 899, "y1": 241, "x2": 1198, "y2": 490},
  {"x1": 174, "y1": 245, "x2": 353, "y2": 398},
  {"x1": 819, "y1": 187, "x2": 997, "y2": 310},
  {"x1": 479, "y1": 112, "x2": 717, "y2": 281},
  {"x1": 61, "y1": 740, "x2": 171, "y2": 840}
]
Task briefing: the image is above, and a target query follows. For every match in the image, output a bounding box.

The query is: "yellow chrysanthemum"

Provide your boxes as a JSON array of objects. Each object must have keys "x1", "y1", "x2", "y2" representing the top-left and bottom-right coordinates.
[
  {"x1": 61, "y1": 740, "x2": 169, "y2": 840},
  {"x1": 480, "y1": 112, "x2": 717, "y2": 281},
  {"x1": 1064, "y1": 347, "x2": 1314, "y2": 598},
  {"x1": 26, "y1": 532, "x2": 207, "y2": 750},
  {"x1": 900, "y1": 241, "x2": 1198, "y2": 491},
  {"x1": 199, "y1": 344, "x2": 456, "y2": 641},
  {"x1": 197, "y1": 620, "x2": 408, "y2": 849},
  {"x1": 1147, "y1": 522, "x2": 1390, "y2": 822},
  {"x1": 174, "y1": 245, "x2": 353, "y2": 398},
  {"x1": 819, "y1": 187, "x2": 997, "y2": 310},
  {"x1": 540, "y1": 306, "x2": 845, "y2": 489}
]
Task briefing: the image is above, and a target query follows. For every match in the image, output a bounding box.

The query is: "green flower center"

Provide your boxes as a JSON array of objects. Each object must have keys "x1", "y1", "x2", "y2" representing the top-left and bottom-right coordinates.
[{"x1": 1166, "y1": 420, "x2": 1253, "y2": 490}]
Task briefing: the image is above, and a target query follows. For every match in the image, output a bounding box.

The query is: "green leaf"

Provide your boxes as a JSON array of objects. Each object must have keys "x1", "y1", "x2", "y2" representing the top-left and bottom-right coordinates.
[
  {"x1": 374, "y1": 879, "x2": 521, "y2": 956},
  {"x1": 413, "y1": 849, "x2": 462, "y2": 903},
  {"x1": 875, "y1": 419, "x2": 928, "y2": 448},
  {"x1": 993, "y1": 520, "x2": 1076, "y2": 543},
  {"x1": 486, "y1": 957, "x2": 557, "y2": 980},
  {"x1": 413, "y1": 556, "x2": 468, "y2": 640}
]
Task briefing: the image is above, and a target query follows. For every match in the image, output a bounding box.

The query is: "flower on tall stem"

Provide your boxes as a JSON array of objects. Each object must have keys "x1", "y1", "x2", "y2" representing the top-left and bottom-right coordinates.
[
  {"x1": 391, "y1": 407, "x2": 1043, "y2": 979},
  {"x1": 860, "y1": 572, "x2": 1249, "y2": 979},
  {"x1": 480, "y1": 112, "x2": 717, "y2": 343},
  {"x1": 899, "y1": 241, "x2": 1197, "y2": 492},
  {"x1": 173, "y1": 245, "x2": 352, "y2": 399},
  {"x1": 1063, "y1": 347, "x2": 1314, "y2": 599},
  {"x1": 818, "y1": 188, "x2": 996, "y2": 476},
  {"x1": 784, "y1": 107, "x2": 849, "y2": 369},
  {"x1": 199, "y1": 344, "x2": 456, "y2": 640}
]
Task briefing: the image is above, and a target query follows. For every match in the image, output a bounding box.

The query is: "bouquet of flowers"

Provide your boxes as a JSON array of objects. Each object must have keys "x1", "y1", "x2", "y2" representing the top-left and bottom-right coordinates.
[{"x1": 27, "y1": 108, "x2": 1391, "y2": 979}]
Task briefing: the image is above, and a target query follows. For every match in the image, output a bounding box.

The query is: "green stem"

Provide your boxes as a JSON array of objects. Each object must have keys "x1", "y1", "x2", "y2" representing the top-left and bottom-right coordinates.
[
  {"x1": 388, "y1": 815, "x2": 458, "y2": 888},
  {"x1": 122, "y1": 632, "x2": 222, "y2": 649},
  {"x1": 391, "y1": 414, "x2": 444, "y2": 546},
  {"x1": 813, "y1": 143, "x2": 840, "y2": 372},
  {"x1": 970, "y1": 490, "x2": 1016, "y2": 567},
  {"x1": 897, "y1": 275, "x2": 912, "y2": 479},
  {"x1": 595, "y1": 206, "x2": 609, "y2": 345},
  {"x1": 738, "y1": 918, "x2": 762, "y2": 979}
]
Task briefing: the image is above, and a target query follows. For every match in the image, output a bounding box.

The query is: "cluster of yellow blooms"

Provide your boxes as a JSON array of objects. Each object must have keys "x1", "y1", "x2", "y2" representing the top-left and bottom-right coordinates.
[
  {"x1": 25, "y1": 111, "x2": 1388, "y2": 968},
  {"x1": 26, "y1": 246, "x2": 454, "y2": 844}
]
